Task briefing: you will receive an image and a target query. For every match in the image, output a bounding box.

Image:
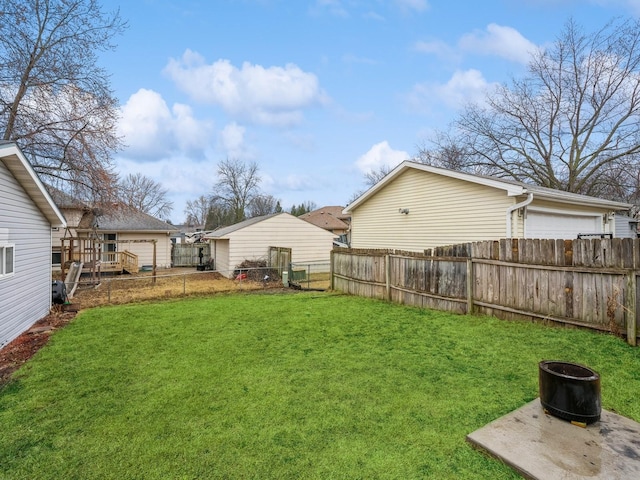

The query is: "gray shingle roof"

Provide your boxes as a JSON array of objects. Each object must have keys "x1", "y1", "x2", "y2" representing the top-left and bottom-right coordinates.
[
  {"x1": 203, "y1": 214, "x2": 279, "y2": 239},
  {"x1": 77, "y1": 204, "x2": 178, "y2": 232}
]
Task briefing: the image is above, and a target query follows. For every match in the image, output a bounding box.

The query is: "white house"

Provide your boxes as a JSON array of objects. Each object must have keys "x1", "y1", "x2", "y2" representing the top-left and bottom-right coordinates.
[
  {"x1": 345, "y1": 161, "x2": 633, "y2": 251},
  {"x1": 202, "y1": 213, "x2": 336, "y2": 278},
  {"x1": 47, "y1": 188, "x2": 178, "y2": 272},
  {"x1": 0, "y1": 142, "x2": 66, "y2": 349}
]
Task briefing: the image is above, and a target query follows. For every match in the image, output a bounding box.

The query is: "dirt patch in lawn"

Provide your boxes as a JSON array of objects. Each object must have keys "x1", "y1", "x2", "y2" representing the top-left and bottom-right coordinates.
[{"x1": 0, "y1": 307, "x2": 76, "y2": 388}]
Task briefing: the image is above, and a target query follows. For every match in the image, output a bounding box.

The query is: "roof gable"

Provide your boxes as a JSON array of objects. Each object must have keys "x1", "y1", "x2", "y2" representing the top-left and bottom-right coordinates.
[
  {"x1": 0, "y1": 142, "x2": 66, "y2": 227},
  {"x1": 345, "y1": 161, "x2": 633, "y2": 213},
  {"x1": 203, "y1": 212, "x2": 337, "y2": 239}
]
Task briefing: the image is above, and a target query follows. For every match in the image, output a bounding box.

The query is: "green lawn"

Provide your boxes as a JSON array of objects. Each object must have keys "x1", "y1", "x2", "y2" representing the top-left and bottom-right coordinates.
[{"x1": 1, "y1": 292, "x2": 639, "y2": 479}]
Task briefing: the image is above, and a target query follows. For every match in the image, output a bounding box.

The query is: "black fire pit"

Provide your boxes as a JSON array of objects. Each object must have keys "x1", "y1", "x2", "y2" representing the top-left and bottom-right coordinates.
[{"x1": 539, "y1": 360, "x2": 601, "y2": 425}]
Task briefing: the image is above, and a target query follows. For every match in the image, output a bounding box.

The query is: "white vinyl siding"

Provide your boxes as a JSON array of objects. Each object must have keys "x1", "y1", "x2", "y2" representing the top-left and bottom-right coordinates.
[
  {"x1": 209, "y1": 213, "x2": 336, "y2": 278},
  {"x1": 351, "y1": 169, "x2": 513, "y2": 251},
  {"x1": 211, "y1": 239, "x2": 230, "y2": 274},
  {"x1": 111, "y1": 232, "x2": 174, "y2": 269},
  {"x1": 0, "y1": 160, "x2": 53, "y2": 349},
  {"x1": 0, "y1": 244, "x2": 15, "y2": 276},
  {"x1": 614, "y1": 214, "x2": 638, "y2": 239}
]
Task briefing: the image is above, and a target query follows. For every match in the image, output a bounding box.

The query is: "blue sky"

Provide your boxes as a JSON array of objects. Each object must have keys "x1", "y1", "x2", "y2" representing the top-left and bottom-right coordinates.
[{"x1": 99, "y1": 0, "x2": 640, "y2": 223}]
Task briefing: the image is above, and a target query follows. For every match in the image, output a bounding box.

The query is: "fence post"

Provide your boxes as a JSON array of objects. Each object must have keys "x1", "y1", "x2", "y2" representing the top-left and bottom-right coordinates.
[
  {"x1": 330, "y1": 251, "x2": 334, "y2": 291},
  {"x1": 107, "y1": 278, "x2": 111, "y2": 304},
  {"x1": 626, "y1": 271, "x2": 637, "y2": 346},
  {"x1": 385, "y1": 254, "x2": 391, "y2": 301},
  {"x1": 183, "y1": 274, "x2": 186, "y2": 296},
  {"x1": 467, "y1": 258, "x2": 474, "y2": 315}
]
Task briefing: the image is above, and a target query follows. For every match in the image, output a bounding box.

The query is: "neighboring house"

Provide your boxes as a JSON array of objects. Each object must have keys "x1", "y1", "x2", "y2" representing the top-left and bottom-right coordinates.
[
  {"x1": 202, "y1": 213, "x2": 336, "y2": 278},
  {"x1": 614, "y1": 213, "x2": 639, "y2": 239},
  {"x1": 170, "y1": 223, "x2": 206, "y2": 245},
  {"x1": 344, "y1": 161, "x2": 633, "y2": 251},
  {"x1": 75, "y1": 205, "x2": 178, "y2": 269},
  {"x1": 47, "y1": 187, "x2": 89, "y2": 269},
  {"x1": 0, "y1": 142, "x2": 66, "y2": 349},
  {"x1": 300, "y1": 206, "x2": 351, "y2": 240},
  {"x1": 48, "y1": 189, "x2": 178, "y2": 270}
]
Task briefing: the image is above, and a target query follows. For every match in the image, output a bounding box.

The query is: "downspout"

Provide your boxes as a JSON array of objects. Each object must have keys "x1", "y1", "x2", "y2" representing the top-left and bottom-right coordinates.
[{"x1": 506, "y1": 193, "x2": 534, "y2": 238}]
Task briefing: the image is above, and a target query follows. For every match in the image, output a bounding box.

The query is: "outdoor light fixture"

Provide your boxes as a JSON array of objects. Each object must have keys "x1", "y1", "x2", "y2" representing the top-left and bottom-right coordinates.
[{"x1": 398, "y1": 208, "x2": 410, "y2": 215}]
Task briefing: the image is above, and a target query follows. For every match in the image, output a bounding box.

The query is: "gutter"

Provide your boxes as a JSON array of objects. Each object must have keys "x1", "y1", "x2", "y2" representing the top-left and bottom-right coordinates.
[{"x1": 506, "y1": 193, "x2": 534, "y2": 238}]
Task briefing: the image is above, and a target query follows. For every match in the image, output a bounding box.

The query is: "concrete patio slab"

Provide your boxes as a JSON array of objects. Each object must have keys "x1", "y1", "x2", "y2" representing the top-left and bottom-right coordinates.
[{"x1": 467, "y1": 399, "x2": 640, "y2": 479}]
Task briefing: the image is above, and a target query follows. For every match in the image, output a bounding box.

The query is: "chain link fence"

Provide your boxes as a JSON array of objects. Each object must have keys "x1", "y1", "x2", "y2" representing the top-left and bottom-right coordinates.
[
  {"x1": 288, "y1": 262, "x2": 331, "y2": 291},
  {"x1": 61, "y1": 259, "x2": 333, "y2": 309}
]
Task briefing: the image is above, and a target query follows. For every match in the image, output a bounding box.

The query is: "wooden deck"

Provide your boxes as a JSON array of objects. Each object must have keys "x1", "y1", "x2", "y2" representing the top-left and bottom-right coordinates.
[{"x1": 60, "y1": 237, "x2": 139, "y2": 277}]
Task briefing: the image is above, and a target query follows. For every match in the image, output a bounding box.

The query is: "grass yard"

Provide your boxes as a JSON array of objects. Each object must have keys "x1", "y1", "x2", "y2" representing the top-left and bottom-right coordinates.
[{"x1": 1, "y1": 292, "x2": 639, "y2": 479}]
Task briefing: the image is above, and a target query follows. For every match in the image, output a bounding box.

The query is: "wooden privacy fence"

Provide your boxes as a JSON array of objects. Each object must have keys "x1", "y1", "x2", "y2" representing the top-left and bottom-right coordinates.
[
  {"x1": 172, "y1": 243, "x2": 211, "y2": 267},
  {"x1": 330, "y1": 238, "x2": 639, "y2": 346}
]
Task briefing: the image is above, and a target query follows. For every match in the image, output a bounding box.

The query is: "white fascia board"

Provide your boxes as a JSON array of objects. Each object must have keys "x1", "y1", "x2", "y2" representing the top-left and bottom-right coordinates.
[
  {"x1": 527, "y1": 189, "x2": 633, "y2": 211},
  {"x1": 344, "y1": 161, "x2": 525, "y2": 213},
  {"x1": 0, "y1": 142, "x2": 67, "y2": 228}
]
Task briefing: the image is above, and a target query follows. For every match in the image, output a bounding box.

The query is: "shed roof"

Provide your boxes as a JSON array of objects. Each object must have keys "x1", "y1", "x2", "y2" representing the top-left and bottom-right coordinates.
[
  {"x1": 344, "y1": 161, "x2": 634, "y2": 213},
  {"x1": 0, "y1": 142, "x2": 66, "y2": 227},
  {"x1": 203, "y1": 214, "x2": 280, "y2": 239},
  {"x1": 202, "y1": 212, "x2": 338, "y2": 240}
]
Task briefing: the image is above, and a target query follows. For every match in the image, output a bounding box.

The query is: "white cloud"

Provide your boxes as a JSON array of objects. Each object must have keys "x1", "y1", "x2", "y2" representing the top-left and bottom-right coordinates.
[
  {"x1": 413, "y1": 40, "x2": 458, "y2": 61},
  {"x1": 459, "y1": 24, "x2": 539, "y2": 64},
  {"x1": 438, "y1": 70, "x2": 494, "y2": 106},
  {"x1": 407, "y1": 69, "x2": 496, "y2": 113},
  {"x1": 593, "y1": 0, "x2": 640, "y2": 15},
  {"x1": 355, "y1": 141, "x2": 409, "y2": 174},
  {"x1": 280, "y1": 174, "x2": 316, "y2": 191},
  {"x1": 118, "y1": 88, "x2": 213, "y2": 160},
  {"x1": 115, "y1": 156, "x2": 214, "y2": 223},
  {"x1": 395, "y1": 0, "x2": 430, "y2": 12},
  {"x1": 164, "y1": 50, "x2": 328, "y2": 127},
  {"x1": 218, "y1": 122, "x2": 249, "y2": 159},
  {"x1": 311, "y1": 0, "x2": 349, "y2": 17}
]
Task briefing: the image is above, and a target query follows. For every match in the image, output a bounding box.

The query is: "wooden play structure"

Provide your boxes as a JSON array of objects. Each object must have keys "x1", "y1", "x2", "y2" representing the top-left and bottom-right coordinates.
[{"x1": 60, "y1": 236, "x2": 157, "y2": 286}]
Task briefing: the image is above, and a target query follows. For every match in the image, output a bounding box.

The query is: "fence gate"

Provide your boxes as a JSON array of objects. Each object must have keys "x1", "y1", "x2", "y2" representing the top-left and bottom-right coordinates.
[
  {"x1": 269, "y1": 246, "x2": 291, "y2": 274},
  {"x1": 172, "y1": 243, "x2": 211, "y2": 267}
]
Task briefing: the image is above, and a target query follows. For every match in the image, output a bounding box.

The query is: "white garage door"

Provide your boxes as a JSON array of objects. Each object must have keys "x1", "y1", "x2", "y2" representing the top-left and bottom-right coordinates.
[{"x1": 526, "y1": 211, "x2": 602, "y2": 239}]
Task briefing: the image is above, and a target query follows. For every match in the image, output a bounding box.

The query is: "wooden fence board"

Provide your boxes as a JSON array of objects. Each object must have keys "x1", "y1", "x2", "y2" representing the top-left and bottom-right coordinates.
[{"x1": 332, "y1": 239, "x2": 640, "y2": 345}]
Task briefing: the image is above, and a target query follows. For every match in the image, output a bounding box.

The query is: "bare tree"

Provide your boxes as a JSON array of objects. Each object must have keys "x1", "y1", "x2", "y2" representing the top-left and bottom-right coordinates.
[
  {"x1": 438, "y1": 18, "x2": 640, "y2": 200},
  {"x1": 248, "y1": 194, "x2": 282, "y2": 217},
  {"x1": 184, "y1": 195, "x2": 211, "y2": 228},
  {"x1": 212, "y1": 158, "x2": 261, "y2": 223},
  {"x1": 118, "y1": 173, "x2": 173, "y2": 219},
  {"x1": 0, "y1": 0, "x2": 126, "y2": 200},
  {"x1": 204, "y1": 198, "x2": 235, "y2": 230}
]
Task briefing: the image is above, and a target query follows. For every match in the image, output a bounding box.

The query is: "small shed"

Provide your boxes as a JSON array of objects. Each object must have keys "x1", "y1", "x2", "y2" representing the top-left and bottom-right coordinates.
[
  {"x1": 202, "y1": 213, "x2": 336, "y2": 278},
  {"x1": 0, "y1": 142, "x2": 66, "y2": 349}
]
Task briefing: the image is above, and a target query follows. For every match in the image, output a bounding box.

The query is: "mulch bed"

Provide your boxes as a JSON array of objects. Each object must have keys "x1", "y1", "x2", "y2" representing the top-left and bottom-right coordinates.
[{"x1": 0, "y1": 307, "x2": 77, "y2": 388}]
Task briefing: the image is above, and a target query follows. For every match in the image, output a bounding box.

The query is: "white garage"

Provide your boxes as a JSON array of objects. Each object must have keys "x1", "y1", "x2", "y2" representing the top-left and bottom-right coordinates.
[
  {"x1": 526, "y1": 209, "x2": 604, "y2": 239},
  {"x1": 203, "y1": 212, "x2": 336, "y2": 278},
  {"x1": 344, "y1": 161, "x2": 633, "y2": 251}
]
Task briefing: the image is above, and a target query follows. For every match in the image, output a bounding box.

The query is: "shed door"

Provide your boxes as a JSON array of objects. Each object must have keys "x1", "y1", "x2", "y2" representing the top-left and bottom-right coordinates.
[{"x1": 526, "y1": 211, "x2": 602, "y2": 239}]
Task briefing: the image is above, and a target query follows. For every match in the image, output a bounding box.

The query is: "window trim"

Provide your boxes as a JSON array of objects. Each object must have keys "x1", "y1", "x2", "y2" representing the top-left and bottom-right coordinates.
[{"x1": 0, "y1": 244, "x2": 15, "y2": 278}]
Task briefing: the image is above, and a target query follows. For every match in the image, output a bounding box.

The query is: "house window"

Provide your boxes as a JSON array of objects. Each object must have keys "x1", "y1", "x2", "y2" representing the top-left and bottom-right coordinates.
[
  {"x1": 0, "y1": 244, "x2": 15, "y2": 277},
  {"x1": 52, "y1": 248, "x2": 62, "y2": 266},
  {"x1": 101, "y1": 233, "x2": 117, "y2": 263}
]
